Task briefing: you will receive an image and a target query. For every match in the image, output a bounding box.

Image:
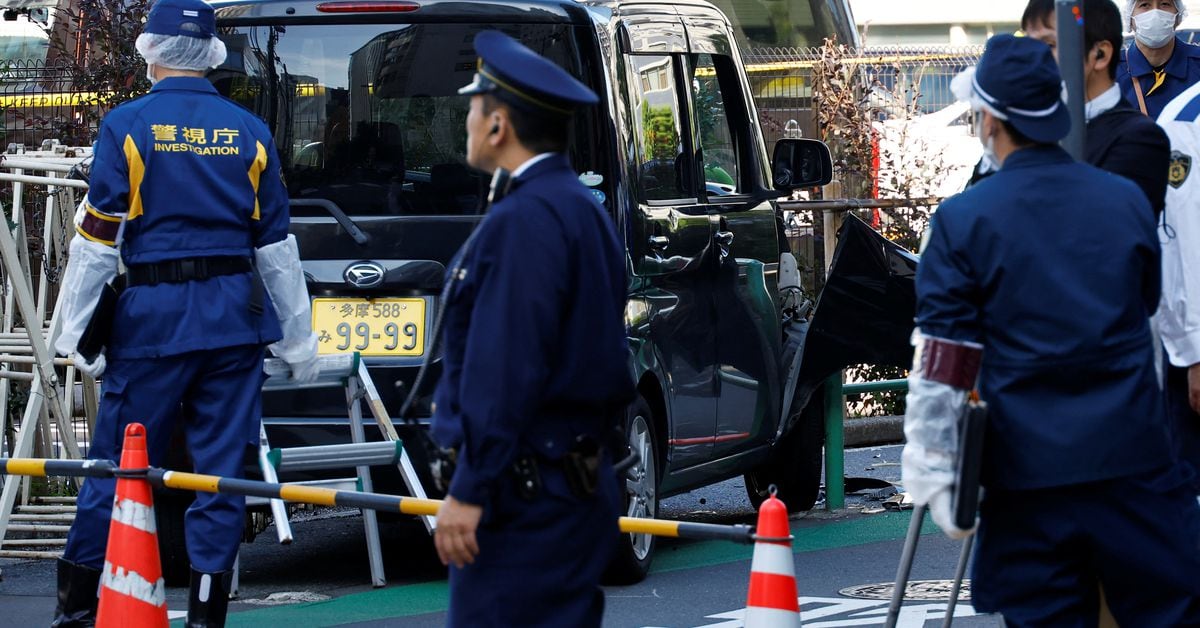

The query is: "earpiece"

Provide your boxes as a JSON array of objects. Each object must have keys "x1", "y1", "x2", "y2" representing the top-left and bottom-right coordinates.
[
  {"x1": 490, "y1": 123, "x2": 500, "y2": 135},
  {"x1": 1096, "y1": 49, "x2": 1105, "y2": 60}
]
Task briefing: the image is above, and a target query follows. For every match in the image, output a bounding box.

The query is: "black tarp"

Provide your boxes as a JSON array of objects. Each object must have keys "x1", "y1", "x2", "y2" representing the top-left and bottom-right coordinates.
[{"x1": 799, "y1": 213, "x2": 919, "y2": 384}]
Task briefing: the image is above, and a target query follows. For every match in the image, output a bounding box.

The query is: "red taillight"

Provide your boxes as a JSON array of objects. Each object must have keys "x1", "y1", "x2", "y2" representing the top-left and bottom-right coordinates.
[{"x1": 316, "y1": 1, "x2": 420, "y2": 12}]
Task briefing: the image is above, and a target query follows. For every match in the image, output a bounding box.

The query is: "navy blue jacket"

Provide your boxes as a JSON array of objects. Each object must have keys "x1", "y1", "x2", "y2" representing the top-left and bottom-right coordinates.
[
  {"x1": 81, "y1": 77, "x2": 286, "y2": 358},
  {"x1": 917, "y1": 145, "x2": 1170, "y2": 490},
  {"x1": 1118, "y1": 38, "x2": 1200, "y2": 120},
  {"x1": 430, "y1": 154, "x2": 634, "y2": 507},
  {"x1": 1086, "y1": 99, "x2": 1171, "y2": 216}
]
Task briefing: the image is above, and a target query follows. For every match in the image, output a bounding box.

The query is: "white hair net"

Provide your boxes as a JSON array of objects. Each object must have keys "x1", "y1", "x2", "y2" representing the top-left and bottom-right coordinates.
[
  {"x1": 951, "y1": 67, "x2": 1008, "y2": 120},
  {"x1": 135, "y1": 32, "x2": 227, "y2": 71},
  {"x1": 1124, "y1": 0, "x2": 1188, "y2": 27}
]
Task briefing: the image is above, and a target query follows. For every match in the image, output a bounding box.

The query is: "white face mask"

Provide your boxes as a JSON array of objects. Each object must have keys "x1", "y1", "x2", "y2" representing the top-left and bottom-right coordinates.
[
  {"x1": 1134, "y1": 9, "x2": 1178, "y2": 49},
  {"x1": 974, "y1": 112, "x2": 999, "y2": 171},
  {"x1": 145, "y1": 63, "x2": 157, "y2": 85}
]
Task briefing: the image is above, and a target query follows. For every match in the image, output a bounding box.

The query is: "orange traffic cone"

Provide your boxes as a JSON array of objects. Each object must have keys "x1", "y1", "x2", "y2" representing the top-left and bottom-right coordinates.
[
  {"x1": 744, "y1": 489, "x2": 800, "y2": 627},
  {"x1": 96, "y1": 423, "x2": 168, "y2": 628}
]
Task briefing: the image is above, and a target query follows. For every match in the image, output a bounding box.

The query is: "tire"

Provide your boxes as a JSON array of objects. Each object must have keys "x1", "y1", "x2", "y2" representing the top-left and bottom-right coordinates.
[
  {"x1": 745, "y1": 386, "x2": 825, "y2": 513},
  {"x1": 602, "y1": 395, "x2": 659, "y2": 585},
  {"x1": 154, "y1": 488, "x2": 192, "y2": 586}
]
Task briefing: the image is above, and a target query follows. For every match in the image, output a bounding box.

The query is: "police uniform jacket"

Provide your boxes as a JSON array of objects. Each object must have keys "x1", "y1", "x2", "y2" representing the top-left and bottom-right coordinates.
[
  {"x1": 430, "y1": 154, "x2": 634, "y2": 507},
  {"x1": 77, "y1": 77, "x2": 287, "y2": 359},
  {"x1": 917, "y1": 145, "x2": 1170, "y2": 490},
  {"x1": 1156, "y1": 82, "x2": 1200, "y2": 368},
  {"x1": 1118, "y1": 37, "x2": 1200, "y2": 119}
]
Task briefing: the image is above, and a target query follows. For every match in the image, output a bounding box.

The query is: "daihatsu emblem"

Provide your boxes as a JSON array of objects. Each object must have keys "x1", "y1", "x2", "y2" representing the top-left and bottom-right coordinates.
[{"x1": 344, "y1": 261, "x2": 385, "y2": 288}]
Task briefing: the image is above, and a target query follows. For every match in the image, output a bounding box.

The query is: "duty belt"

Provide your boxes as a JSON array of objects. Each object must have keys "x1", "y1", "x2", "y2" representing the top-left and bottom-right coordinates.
[
  {"x1": 126, "y1": 256, "x2": 265, "y2": 315},
  {"x1": 127, "y1": 256, "x2": 252, "y2": 286}
]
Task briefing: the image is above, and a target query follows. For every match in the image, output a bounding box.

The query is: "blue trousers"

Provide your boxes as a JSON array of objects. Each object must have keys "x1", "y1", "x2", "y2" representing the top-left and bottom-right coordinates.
[
  {"x1": 1165, "y1": 362, "x2": 1200, "y2": 493},
  {"x1": 62, "y1": 345, "x2": 264, "y2": 573},
  {"x1": 446, "y1": 460, "x2": 620, "y2": 628},
  {"x1": 972, "y1": 466, "x2": 1200, "y2": 627}
]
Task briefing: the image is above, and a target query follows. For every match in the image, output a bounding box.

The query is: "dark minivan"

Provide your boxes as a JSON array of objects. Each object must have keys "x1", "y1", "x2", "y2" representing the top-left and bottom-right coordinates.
[{"x1": 193, "y1": 0, "x2": 904, "y2": 584}]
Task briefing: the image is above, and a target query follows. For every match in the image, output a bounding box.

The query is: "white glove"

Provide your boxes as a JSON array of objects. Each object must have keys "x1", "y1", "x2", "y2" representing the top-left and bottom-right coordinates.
[
  {"x1": 52, "y1": 228, "x2": 120, "y2": 357},
  {"x1": 280, "y1": 333, "x2": 320, "y2": 384},
  {"x1": 902, "y1": 328, "x2": 981, "y2": 539},
  {"x1": 70, "y1": 351, "x2": 106, "y2": 379},
  {"x1": 926, "y1": 486, "x2": 975, "y2": 540},
  {"x1": 255, "y1": 235, "x2": 320, "y2": 383}
]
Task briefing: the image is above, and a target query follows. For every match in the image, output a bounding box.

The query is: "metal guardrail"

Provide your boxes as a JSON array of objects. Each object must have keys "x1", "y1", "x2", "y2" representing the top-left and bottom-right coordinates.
[{"x1": 823, "y1": 375, "x2": 908, "y2": 511}]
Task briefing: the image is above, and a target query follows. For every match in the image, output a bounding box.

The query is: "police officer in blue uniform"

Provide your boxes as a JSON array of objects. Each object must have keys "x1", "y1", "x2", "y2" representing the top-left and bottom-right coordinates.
[
  {"x1": 50, "y1": 0, "x2": 319, "y2": 625},
  {"x1": 907, "y1": 35, "x2": 1200, "y2": 624},
  {"x1": 430, "y1": 30, "x2": 634, "y2": 627},
  {"x1": 1117, "y1": 0, "x2": 1200, "y2": 119}
]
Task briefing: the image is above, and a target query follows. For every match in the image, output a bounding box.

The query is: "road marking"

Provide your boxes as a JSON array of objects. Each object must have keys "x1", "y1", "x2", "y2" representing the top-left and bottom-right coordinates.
[
  {"x1": 224, "y1": 513, "x2": 938, "y2": 626},
  {"x1": 689, "y1": 596, "x2": 981, "y2": 627}
]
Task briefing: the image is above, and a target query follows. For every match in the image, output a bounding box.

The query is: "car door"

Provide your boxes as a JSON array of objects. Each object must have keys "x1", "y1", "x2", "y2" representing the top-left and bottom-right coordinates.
[
  {"x1": 621, "y1": 15, "x2": 718, "y2": 470},
  {"x1": 680, "y1": 11, "x2": 785, "y2": 459}
]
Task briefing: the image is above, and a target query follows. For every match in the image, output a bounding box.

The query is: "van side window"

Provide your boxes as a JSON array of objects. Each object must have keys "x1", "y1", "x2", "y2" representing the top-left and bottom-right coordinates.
[
  {"x1": 696, "y1": 54, "x2": 739, "y2": 196},
  {"x1": 627, "y1": 54, "x2": 691, "y2": 202}
]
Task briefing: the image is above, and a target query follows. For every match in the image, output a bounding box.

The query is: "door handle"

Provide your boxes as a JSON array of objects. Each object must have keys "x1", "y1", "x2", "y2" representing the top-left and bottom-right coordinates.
[{"x1": 648, "y1": 235, "x2": 670, "y2": 251}]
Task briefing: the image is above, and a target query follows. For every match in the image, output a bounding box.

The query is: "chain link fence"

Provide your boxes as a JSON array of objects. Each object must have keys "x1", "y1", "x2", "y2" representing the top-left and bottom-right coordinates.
[
  {"x1": 746, "y1": 45, "x2": 984, "y2": 148},
  {"x1": 0, "y1": 58, "x2": 106, "y2": 150}
]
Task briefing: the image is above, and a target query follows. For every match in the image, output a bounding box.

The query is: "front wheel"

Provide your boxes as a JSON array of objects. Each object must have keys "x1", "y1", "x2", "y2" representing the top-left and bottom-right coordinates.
[{"x1": 602, "y1": 395, "x2": 659, "y2": 585}]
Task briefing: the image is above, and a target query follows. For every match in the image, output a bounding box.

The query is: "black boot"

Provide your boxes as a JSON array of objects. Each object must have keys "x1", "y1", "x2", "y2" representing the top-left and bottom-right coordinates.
[
  {"x1": 186, "y1": 568, "x2": 232, "y2": 628},
  {"x1": 50, "y1": 558, "x2": 101, "y2": 627}
]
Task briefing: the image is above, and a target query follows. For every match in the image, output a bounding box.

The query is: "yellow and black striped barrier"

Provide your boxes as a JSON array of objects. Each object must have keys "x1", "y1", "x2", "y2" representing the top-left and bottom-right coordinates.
[{"x1": 0, "y1": 458, "x2": 757, "y2": 544}]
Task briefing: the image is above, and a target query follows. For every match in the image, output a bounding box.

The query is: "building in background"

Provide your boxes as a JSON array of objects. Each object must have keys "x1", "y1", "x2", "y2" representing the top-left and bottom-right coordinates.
[
  {"x1": 846, "y1": 0, "x2": 1191, "y2": 46},
  {"x1": 714, "y1": 0, "x2": 859, "y2": 48}
]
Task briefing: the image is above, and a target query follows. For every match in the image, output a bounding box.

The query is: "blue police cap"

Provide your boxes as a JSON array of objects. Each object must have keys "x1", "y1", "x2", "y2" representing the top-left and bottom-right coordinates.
[
  {"x1": 971, "y1": 34, "x2": 1069, "y2": 143},
  {"x1": 144, "y1": 0, "x2": 216, "y2": 39},
  {"x1": 458, "y1": 30, "x2": 598, "y2": 116}
]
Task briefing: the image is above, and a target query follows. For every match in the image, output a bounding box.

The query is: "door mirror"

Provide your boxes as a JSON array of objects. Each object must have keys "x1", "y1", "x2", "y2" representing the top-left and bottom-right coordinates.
[{"x1": 771, "y1": 138, "x2": 833, "y2": 191}]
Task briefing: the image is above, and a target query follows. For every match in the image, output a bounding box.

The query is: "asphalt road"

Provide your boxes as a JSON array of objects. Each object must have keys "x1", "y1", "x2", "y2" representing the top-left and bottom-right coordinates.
[{"x1": 0, "y1": 444, "x2": 1003, "y2": 627}]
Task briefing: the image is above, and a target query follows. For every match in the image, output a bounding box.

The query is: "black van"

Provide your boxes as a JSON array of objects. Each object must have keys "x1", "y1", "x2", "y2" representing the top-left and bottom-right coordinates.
[{"x1": 198, "y1": 0, "x2": 901, "y2": 584}]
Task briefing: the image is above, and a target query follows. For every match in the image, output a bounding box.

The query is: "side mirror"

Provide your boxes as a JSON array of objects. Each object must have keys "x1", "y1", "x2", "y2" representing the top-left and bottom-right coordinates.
[{"x1": 772, "y1": 138, "x2": 833, "y2": 191}]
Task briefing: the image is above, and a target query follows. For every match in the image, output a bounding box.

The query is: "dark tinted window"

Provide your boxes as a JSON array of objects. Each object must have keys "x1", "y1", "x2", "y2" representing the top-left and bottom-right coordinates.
[
  {"x1": 213, "y1": 24, "x2": 597, "y2": 216},
  {"x1": 691, "y1": 53, "x2": 743, "y2": 195}
]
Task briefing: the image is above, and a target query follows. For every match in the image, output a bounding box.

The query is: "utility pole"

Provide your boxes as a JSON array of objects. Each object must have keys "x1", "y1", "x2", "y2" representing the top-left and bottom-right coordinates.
[{"x1": 1057, "y1": 0, "x2": 1087, "y2": 160}]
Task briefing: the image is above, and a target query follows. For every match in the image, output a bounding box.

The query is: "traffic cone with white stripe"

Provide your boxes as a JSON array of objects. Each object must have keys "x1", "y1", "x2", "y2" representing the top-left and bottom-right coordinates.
[
  {"x1": 96, "y1": 423, "x2": 169, "y2": 627},
  {"x1": 744, "y1": 488, "x2": 800, "y2": 627}
]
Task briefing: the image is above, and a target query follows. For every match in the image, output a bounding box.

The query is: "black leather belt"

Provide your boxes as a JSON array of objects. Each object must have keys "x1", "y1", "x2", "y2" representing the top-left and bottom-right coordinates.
[{"x1": 127, "y1": 256, "x2": 252, "y2": 286}]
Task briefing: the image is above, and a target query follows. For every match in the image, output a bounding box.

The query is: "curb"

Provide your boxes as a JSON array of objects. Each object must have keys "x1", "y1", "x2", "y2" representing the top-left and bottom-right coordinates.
[{"x1": 843, "y1": 415, "x2": 904, "y2": 448}]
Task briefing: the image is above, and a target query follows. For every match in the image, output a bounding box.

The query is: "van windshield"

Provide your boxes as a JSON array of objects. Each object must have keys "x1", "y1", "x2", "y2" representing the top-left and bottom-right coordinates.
[{"x1": 212, "y1": 23, "x2": 597, "y2": 216}]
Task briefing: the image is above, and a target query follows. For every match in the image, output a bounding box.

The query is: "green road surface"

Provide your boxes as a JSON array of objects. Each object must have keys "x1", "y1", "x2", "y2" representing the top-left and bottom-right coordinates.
[{"x1": 212, "y1": 511, "x2": 938, "y2": 627}]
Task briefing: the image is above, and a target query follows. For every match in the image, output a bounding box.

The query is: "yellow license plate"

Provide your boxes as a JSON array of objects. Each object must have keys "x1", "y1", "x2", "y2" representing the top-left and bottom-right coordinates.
[{"x1": 312, "y1": 298, "x2": 426, "y2": 357}]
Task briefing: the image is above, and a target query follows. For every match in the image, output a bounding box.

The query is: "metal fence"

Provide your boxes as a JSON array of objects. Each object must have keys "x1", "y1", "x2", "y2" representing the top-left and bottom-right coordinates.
[
  {"x1": 745, "y1": 45, "x2": 984, "y2": 147},
  {"x1": 0, "y1": 58, "x2": 105, "y2": 150},
  {"x1": 2, "y1": 45, "x2": 985, "y2": 156}
]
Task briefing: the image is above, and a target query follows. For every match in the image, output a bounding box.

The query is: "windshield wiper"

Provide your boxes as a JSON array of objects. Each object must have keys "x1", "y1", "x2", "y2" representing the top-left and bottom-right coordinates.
[{"x1": 289, "y1": 199, "x2": 370, "y2": 245}]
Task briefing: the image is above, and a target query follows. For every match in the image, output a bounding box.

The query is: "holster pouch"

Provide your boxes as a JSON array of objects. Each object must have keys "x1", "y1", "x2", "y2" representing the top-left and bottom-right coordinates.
[
  {"x1": 952, "y1": 401, "x2": 988, "y2": 530},
  {"x1": 562, "y1": 435, "x2": 602, "y2": 499},
  {"x1": 77, "y1": 274, "x2": 126, "y2": 362}
]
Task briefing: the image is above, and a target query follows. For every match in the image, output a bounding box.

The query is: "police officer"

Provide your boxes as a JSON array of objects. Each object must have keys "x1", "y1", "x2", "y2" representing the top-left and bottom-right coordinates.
[
  {"x1": 904, "y1": 35, "x2": 1200, "y2": 624},
  {"x1": 430, "y1": 30, "x2": 634, "y2": 627},
  {"x1": 1117, "y1": 0, "x2": 1200, "y2": 119},
  {"x1": 1153, "y1": 83, "x2": 1200, "y2": 497},
  {"x1": 50, "y1": 0, "x2": 319, "y2": 625}
]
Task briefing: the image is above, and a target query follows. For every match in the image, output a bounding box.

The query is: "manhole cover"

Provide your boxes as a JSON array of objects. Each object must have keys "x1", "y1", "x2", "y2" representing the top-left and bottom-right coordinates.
[{"x1": 839, "y1": 579, "x2": 972, "y2": 601}]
